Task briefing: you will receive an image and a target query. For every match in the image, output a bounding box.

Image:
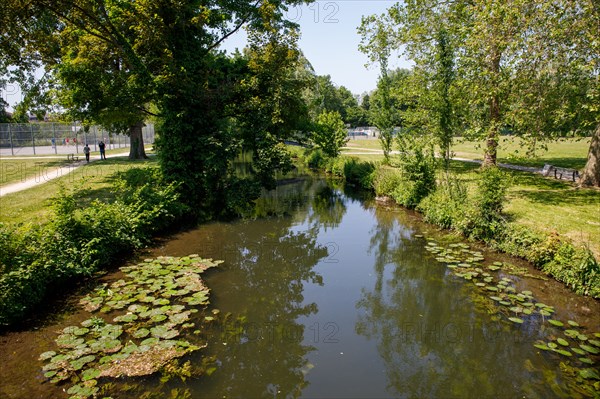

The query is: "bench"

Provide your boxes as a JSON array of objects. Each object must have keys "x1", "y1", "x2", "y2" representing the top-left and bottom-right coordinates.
[
  {"x1": 541, "y1": 164, "x2": 580, "y2": 182},
  {"x1": 67, "y1": 154, "x2": 79, "y2": 162}
]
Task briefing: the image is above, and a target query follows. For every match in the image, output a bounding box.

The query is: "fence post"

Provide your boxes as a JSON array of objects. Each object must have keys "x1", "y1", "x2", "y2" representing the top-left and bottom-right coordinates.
[
  {"x1": 8, "y1": 124, "x2": 14, "y2": 156},
  {"x1": 31, "y1": 123, "x2": 36, "y2": 155},
  {"x1": 52, "y1": 123, "x2": 57, "y2": 154}
]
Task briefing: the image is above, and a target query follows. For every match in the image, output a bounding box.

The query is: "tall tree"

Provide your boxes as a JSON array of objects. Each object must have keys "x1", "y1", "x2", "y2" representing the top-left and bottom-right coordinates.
[
  {"x1": 8, "y1": 0, "x2": 309, "y2": 212},
  {"x1": 358, "y1": 14, "x2": 395, "y2": 162}
]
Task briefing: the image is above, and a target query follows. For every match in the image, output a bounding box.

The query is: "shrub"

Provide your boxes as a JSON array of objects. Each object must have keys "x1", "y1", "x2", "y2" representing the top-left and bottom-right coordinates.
[
  {"x1": 372, "y1": 167, "x2": 404, "y2": 197},
  {"x1": 391, "y1": 138, "x2": 437, "y2": 208},
  {"x1": 418, "y1": 174, "x2": 468, "y2": 229},
  {"x1": 304, "y1": 148, "x2": 327, "y2": 170},
  {"x1": 343, "y1": 158, "x2": 375, "y2": 190}
]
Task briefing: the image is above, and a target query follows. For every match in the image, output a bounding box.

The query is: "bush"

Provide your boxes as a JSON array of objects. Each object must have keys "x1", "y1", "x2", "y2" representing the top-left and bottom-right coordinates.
[
  {"x1": 0, "y1": 167, "x2": 188, "y2": 327},
  {"x1": 373, "y1": 167, "x2": 404, "y2": 197},
  {"x1": 343, "y1": 158, "x2": 375, "y2": 190},
  {"x1": 390, "y1": 139, "x2": 437, "y2": 208},
  {"x1": 418, "y1": 174, "x2": 468, "y2": 229},
  {"x1": 457, "y1": 167, "x2": 509, "y2": 241},
  {"x1": 304, "y1": 148, "x2": 327, "y2": 170}
]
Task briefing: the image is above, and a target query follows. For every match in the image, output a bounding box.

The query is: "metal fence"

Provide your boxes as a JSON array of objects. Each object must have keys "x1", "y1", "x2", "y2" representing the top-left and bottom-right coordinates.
[{"x1": 0, "y1": 122, "x2": 155, "y2": 156}]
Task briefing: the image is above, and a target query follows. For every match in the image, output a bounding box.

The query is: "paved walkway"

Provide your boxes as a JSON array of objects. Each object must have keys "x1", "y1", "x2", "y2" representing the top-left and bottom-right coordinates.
[
  {"x1": 0, "y1": 151, "x2": 131, "y2": 197},
  {"x1": 343, "y1": 146, "x2": 542, "y2": 173}
]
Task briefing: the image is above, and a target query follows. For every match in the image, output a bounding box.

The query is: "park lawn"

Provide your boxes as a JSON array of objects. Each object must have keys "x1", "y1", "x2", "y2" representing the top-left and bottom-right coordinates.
[
  {"x1": 446, "y1": 160, "x2": 600, "y2": 258},
  {"x1": 0, "y1": 157, "x2": 158, "y2": 225},
  {"x1": 452, "y1": 136, "x2": 591, "y2": 169},
  {"x1": 0, "y1": 158, "x2": 72, "y2": 186},
  {"x1": 345, "y1": 136, "x2": 591, "y2": 169}
]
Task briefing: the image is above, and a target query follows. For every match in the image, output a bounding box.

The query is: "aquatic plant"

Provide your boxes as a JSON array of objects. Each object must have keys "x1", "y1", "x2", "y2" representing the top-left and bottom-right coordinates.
[{"x1": 39, "y1": 255, "x2": 221, "y2": 398}]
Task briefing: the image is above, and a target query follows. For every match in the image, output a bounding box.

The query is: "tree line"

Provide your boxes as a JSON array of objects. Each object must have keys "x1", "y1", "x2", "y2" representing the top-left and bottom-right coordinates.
[{"x1": 358, "y1": 0, "x2": 599, "y2": 186}]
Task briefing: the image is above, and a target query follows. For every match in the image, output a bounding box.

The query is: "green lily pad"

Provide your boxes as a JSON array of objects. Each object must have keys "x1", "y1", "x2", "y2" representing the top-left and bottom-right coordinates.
[
  {"x1": 508, "y1": 317, "x2": 524, "y2": 324},
  {"x1": 151, "y1": 314, "x2": 168, "y2": 322},
  {"x1": 67, "y1": 382, "x2": 99, "y2": 397},
  {"x1": 150, "y1": 325, "x2": 179, "y2": 340},
  {"x1": 579, "y1": 358, "x2": 595, "y2": 365},
  {"x1": 534, "y1": 344, "x2": 549, "y2": 351},
  {"x1": 535, "y1": 303, "x2": 547, "y2": 308},
  {"x1": 521, "y1": 290, "x2": 532, "y2": 296},
  {"x1": 132, "y1": 328, "x2": 150, "y2": 339},
  {"x1": 43, "y1": 370, "x2": 57, "y2": 378},
  {"x1": 554, "y1": 349, "x2": 572, "y2": 357},
  {"x1": 90, "y1": 338, "x2": 122, "y2": 354},
  {"x1": 487, "y1": 266, "x2": 500, "y2": 271},
  {"x1": 490, "y1": 296, "x2": 503, "y2": 302},
  {"x1": 565, "y1": 329, "x2": 579, "y2": 338},
  {"x1": 589, "y1": 339, "x2": 600, "y2": 347},
  {"x1": 539, "y1": 310, "x2": 551, "y2": 317},
  {"x1": 81, "y1": 368, "x2": 101, "y2": 381},
  {"x1": 509, "y1": 307, "x2": 523, "y2": 314},
  {"x1": 113, "y1": 313, "x2": 138, "y2": 323},
  {"x1": 140, "y1": 337, "x2": 160, "y2": 346},
  {"x1": 70, "y1": 355, "x2": 96, "y2": 371},
  {"x1": 548, "y1": 342, "x2": 558, "y2": 349},
  {"x1": 580, "y1": 344, "x2": 600, "y2": 354},
  {"x1": 567, "y1": 320, "x2": 580, "y2": 327},
  {"x1": 493, "y1": 261, "x2": 503, "y2": 266},
  {"x1": 56, "y1": 334, "x2": 85, "y2": 349},
  {"x1": 475, "y1": 282, "x2": 486, "y2": 287},
  {"x1": 572, "y1": 347, "x2": 586, "y2": 355},
  {"x1": 39, "y1": 351, "x2": 57, "y2": 361},
  {"x1": 98, "y1": 324, "x2": 123, "y2": 339},
  {"x1": 523, "y1": 308, "x2": 532, "y2": 315},
  {"x1": 499, "y1": 301, "x2": 512, "y2": 306},
  {"x1": 486, "y1": 286, "x2": 498, "y2": 292},
  {"x1": 556, "y1": 338, "x2": 569, "y2": 347},
  {"x1": 548, "y1": 320, "x2": 564, "y2": 327}
]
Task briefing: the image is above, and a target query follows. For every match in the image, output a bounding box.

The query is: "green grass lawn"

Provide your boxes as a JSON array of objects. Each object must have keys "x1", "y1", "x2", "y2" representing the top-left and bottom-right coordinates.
[
  {"x1": 0, "y1": 158, "x2": 72, "y2": 186},
  {"x1": 345, "y1": 136, "x2": 591, "y2": 169},
  {"x1": 0, "y1": 157, "x2": 157, "y2": 225}
]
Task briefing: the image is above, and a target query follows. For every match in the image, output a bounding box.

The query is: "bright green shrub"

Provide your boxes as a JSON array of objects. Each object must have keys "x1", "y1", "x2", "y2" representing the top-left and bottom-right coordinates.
[
  {"x1": 418, "y1": 175, "x2": 468, "y2": 229},
  {"x1": 343, "y1": 159, "x2": 375, "y2": 190},
  {"x1": 373, "y1": 167, "x2": 403, "y2": 197},
  {"x1": 304, "y1": 148, "x2": 327, "y2": 170}
]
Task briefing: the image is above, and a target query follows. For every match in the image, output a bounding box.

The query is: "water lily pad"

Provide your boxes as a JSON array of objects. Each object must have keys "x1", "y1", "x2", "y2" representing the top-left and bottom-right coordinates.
[
  {"x1": 521, "y1": 290, "x2": 532, "y2": 296},
  {"x1": 81, "y1": 368, "x2": 101, "y2": 381},
  {"x1": 486, "y1": 286, "x2": 498, "y2": 292},
  {"x1": 56, "y1": 334, "x2": 85, "y2": 349},
  {"x1": 484, "y1": 277, "x2": 494, "y2": 283},
  {"x1": 43, "y1": 370, "x2": 57, "y2": 378},
  {"x1": 151, "y1": 314, "x2": 168, "y2": 322},
  {"x1": 554, "y1": 349, "x2": 572, "y2": 357},
  {"x1": 113, "y1": 313, "x2": 138, "y2": 323},
  {"x1": 580, "y1": 344, "x2": 600, "y2": 354},
  {"x1": 132, "y1": 328, "x2": 150, "y2": 339},
  {"x1": 548, "y1": 342, "x2": 558, "y2": 349},
  {"x1": 565, "y1": 329, "x2": 579, "y2": 338},
  {"x1": 534, "y1": 303, "x2": 547, "y2": 308},
  {"x1": 556, "y1": 338, "x2": 569, "y2": 347},
  {"x1": 589, "y1": 339, "x2": 600, "y2": 347},
  {"x1": 499, "y1": 301, "x2": 512, "y2": 306},
  {"x1": 508, "y1": 317, "x2": 524, "y2": 324},
  {"x1": 578, "y1": 334, "x2": 588, "y2": 341},
  {"x1": 140, "y1": 337, "x2": 160, "y2": 346},
  {"x1": 522, "y1": 308, "x2": 532, "y2": 315},
  {"x1": 548, "y1": 320, "x2": 564, "y2": 327},
  {"x1": 534, "y1": 344, "x2": 549, "y2": 351},
  {"x1": 150, "y1": 325, "x2": 179, "y2": 340},
  {"x1": 487, "y1": 266, "x2": 501, "y2": 271},
  {"x1": 579, "y1": 358, "x2": 595, "y2": 365},
  {"x1": 39, "y1": 351, "x2": 57, "y2": 361},
  {"x1": 493, "y1": 261, "x2": 503, "y2": 266},
  {"x1": 572, "y1": 347, "x2": 586, "y2": 355},
  {"x1": 475, "y1": 282, "x2": 486, "y2": 287},
  {"x1": 509, "y1": 307, "x2": 523, "y2": 314},
  {"x1": 90, "y1": 338, "x2": 122, "y2": 354},
  {"x1": 98, "y1": 324, "x2": 123, "y2": 339},
  {"x1": 539, "y1": 309, "x2": 551, "y2": 317},
  {"x1": 567, "y1": 320, "x2": 580, "y2": 327},
  {"x1": 70, "y1": 355, "x2": 96, "y2": 371},
  {"x1": 490, "y1": 296, "x2": 503, "y2": 302},
  {"x1": 67, "y1": 382, "x2": 99, "y2": 397}
]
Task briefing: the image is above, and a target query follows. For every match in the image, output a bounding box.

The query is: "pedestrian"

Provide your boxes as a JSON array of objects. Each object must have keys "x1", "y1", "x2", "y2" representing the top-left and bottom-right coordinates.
[
  {"x1": 51, "y1": 137, "x2": 56, "y2": 149},
  {"x1": 83, "y1": 143, "x2": 91, "y2": 163},
  {"x1": 98, "y1": 140, "x2": 106, "y2": 160}
]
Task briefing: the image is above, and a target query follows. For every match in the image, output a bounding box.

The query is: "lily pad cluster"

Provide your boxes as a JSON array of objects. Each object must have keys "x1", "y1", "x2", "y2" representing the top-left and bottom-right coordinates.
[
  {"x1": 39, "y1": 255, "x2": 221, "y2": 399},
  {"x1": 424, "y1": 239, "x2": 600, "y2": 390}
]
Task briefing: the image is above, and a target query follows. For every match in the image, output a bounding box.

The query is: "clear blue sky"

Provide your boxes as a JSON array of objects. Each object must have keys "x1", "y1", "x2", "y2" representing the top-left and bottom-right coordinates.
[{"x1": 221, "y1": 0, "x2": 411, "y2": 96}]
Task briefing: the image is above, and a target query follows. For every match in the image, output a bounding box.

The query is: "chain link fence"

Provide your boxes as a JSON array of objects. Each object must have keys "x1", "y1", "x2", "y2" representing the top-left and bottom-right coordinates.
[{"x1": 0, "y1": 123, "x2": 155, "y2": 156}]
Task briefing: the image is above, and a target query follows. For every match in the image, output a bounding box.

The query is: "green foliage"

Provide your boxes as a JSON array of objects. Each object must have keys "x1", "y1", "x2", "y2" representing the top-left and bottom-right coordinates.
[
  {"x1": 311, "y1": 110, "x2": 349, "y2": 158},
  {"x1": 456, "y1": 167, "x2": 509, "y2": 241},
  {"x1": 304, "y1": 148, "x2": 327, "y2": 170},
  {"x1": 343, "y1": 158, "x2": 376, "y2": 190},
  {"x1": 391, "y1": 137, "x2": 437, "y2": 208},
  {"x1": 0, "y1": 168, "x2": 187, "y2": 326},
  {"x1": 418, "y1": 173, "x2": 467, "y2": 229},
  {"x1": 372, "y1": 167, "x2": 404, "y2": 197}
]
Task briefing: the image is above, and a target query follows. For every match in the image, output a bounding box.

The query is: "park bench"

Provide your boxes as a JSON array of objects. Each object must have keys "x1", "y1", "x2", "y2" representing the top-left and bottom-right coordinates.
[
  {"x1": 541, "y1": 164, "x2": 580, "y2": 182},
  {"x1": 66, "y1": 153, "x2": 79, "y2": 162}
]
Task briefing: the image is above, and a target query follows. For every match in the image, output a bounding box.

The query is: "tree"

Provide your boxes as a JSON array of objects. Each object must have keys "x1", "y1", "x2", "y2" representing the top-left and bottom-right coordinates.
[
  {"x1": 8, "y1": 0, "x2": 308, "y2": 212},
  {"x1": 312, "y1": 110, "x2": 348, "y2": 158},
  {"x1": 358, "y1": 14, "x2": 395, "y2": 162}
]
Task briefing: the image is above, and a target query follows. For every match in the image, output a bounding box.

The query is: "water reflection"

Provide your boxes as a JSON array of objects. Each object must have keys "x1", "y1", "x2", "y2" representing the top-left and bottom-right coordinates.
[
  {"x1": 154, "y1": 180, "x2": 331, "y2": 398},
  {"x1": 354, "y1": 202, "x2": 564, "y2": 398}
]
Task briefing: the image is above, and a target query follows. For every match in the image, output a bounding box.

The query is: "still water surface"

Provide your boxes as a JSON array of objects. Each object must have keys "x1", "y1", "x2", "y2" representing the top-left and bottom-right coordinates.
[
  {"x1": 148, "y1": 178, "x2": 599, "y2": 398},
  {"x1": 0, "y1": 177, "x2": 598, "y2": 398}
]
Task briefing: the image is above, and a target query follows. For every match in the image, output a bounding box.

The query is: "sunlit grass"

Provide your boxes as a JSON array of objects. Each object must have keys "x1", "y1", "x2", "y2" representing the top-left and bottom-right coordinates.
[{"x1": 0, "y1": 157, "x2": 158, "y2": 225}]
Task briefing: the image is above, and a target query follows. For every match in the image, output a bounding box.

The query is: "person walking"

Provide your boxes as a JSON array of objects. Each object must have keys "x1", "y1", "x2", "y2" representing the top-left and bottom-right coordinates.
[
  {"x1": 98, "y1": 140, "x2": 106, "y2": 160},
  {"x1": 83, "y1": 143, "x2": 91, "y2": 163}
]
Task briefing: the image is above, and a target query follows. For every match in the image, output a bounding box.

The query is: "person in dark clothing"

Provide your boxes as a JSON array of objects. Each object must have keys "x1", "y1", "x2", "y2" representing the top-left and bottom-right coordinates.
[
  {"x1": 98, "y1": 141, "x2": 106, "y2": 160},
  {"x1": 83, "y1": 144, "x2": 91, "y2": 162}
]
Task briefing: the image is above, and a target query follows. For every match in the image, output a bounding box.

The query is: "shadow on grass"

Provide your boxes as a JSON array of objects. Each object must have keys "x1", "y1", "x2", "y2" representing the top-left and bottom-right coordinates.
[{"x1": 499, "y1": 156, "x2": 586, "y2": 170}]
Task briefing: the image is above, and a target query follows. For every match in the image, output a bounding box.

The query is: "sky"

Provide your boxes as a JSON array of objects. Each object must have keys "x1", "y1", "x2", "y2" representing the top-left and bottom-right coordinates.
[{"x1": 221, "y1": 0, "x2": 412, "y2": 96}]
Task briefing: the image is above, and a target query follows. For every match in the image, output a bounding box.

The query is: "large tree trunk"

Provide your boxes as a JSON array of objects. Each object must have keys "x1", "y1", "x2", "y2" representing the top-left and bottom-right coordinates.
[
  {"x1": 580, "y1": 122, "x2": 600, "y2": 187},
  {"x1": 483, "y1": 50, "x2": 501, "y2": 168},
  {"x1": 128, "y1": 121, "x2": 147, "y2": 160}
]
